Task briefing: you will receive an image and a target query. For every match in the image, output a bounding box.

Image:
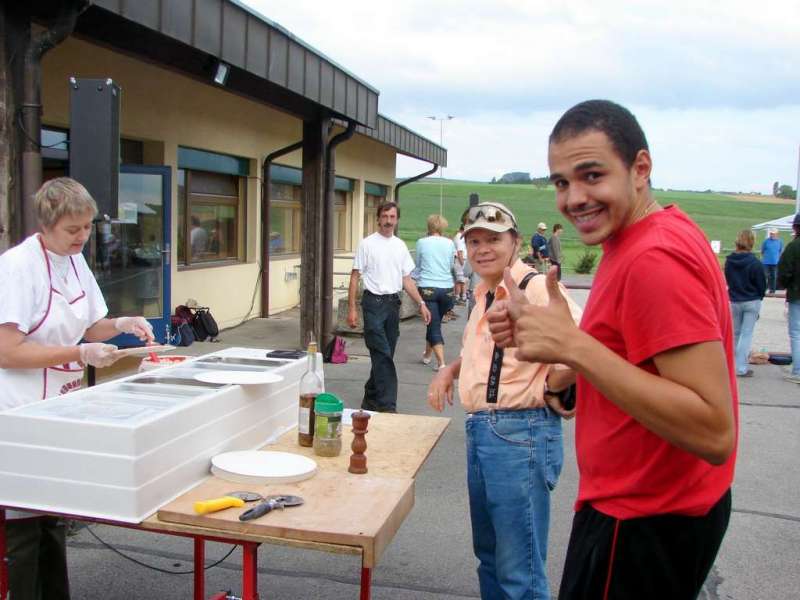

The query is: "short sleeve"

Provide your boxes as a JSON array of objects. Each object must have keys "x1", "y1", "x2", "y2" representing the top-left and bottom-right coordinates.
[
  {"x1": 75, "y1": 257, "x2": 108, "y2": 325},
  {"x1": 401, "y1": 242, "x2": 415, "y2": 276},
  {"x1": 352, "y1": 239, "x2": 367, "y2": 271},
  {"x1": 620, "y1": 248, "x2": 722, "y2": 365},
  {"x1": 0, "y1": 255, "x2": 46, "y2": 334}
]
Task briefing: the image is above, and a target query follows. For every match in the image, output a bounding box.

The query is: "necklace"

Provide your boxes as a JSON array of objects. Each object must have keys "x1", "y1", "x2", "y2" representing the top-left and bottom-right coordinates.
[{"x1": 633, "y1": 201, "x2": 659, "y2": 224}]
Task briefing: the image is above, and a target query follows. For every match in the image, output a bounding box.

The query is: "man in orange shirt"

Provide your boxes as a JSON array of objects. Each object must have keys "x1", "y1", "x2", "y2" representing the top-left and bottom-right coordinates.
[{"x1": 428, "y1": 202, "x2": 582, "y2": 600}]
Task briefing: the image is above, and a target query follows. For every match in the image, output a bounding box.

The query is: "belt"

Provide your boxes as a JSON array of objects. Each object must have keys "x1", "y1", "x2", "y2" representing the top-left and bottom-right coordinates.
[{"x1": 363, "y1": 290, "x2": 400, "y2": 298}]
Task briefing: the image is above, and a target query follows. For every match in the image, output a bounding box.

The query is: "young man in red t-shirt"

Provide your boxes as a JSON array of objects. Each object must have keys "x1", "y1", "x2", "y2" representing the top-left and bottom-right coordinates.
[{"x1": 488, "y1": 100, "x2": 737, "y2": 599}]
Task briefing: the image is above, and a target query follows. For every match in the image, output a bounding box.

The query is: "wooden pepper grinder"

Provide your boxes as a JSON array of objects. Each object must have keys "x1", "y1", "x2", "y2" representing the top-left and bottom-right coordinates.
[{"x1": 348, "y1": 411, "x2": 371, "y2": 474}]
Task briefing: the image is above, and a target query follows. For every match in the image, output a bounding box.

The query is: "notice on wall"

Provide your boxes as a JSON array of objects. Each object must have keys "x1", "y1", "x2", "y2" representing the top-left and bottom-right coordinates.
[{"x1": 710, "y1": 240, "x2": 721, "y2": 254}]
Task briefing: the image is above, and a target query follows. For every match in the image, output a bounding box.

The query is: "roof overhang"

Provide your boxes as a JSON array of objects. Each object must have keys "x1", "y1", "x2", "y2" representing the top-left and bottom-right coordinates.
[
  {"x1": 30, "y1": 0, "x2": 446, "y2": 165},
  {"x1": 34, "y1": 0, "x2": 379, "y2": 128}
]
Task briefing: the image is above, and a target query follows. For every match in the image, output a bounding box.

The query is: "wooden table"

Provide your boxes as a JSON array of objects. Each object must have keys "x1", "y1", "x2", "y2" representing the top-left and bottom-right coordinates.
[{"x1": 0, "y1": 412, "x2": 449, "y2": 600}]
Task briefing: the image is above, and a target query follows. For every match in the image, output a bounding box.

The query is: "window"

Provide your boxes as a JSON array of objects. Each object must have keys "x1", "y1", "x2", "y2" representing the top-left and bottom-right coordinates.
[
  {"x1": 269, "y1": 182, "x2": 302, "y2": 254},
  {"x1": 177, "y1": 168, "x2": 246, "y2": 265},
  {"x1": 268, "y1": 164, "x2": 352, "y2": 256},
  {"x1": 363, "y1": 182, "x2": 388, "y2": 237},
  {"x1": 334, "y1": 190, "x2": 350, "y2": 251}
]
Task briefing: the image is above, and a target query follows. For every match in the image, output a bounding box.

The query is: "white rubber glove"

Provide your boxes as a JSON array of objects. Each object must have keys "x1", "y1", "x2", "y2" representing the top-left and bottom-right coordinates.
[
  {"x1": 114, "y1": 316, "x2": 155, "y2": 342},
  {"x1": 79, "y1": 343, "x2": 119, "y2": 368}
]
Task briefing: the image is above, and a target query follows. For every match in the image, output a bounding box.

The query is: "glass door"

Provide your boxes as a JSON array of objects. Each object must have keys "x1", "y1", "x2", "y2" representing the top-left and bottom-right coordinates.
[{"x1": 95, "y1": 165, "x2": 172, "y2": 345}]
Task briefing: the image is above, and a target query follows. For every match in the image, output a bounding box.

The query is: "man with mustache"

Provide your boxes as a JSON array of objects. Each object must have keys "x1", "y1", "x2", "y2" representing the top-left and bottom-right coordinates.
[
  {"x1": 348, "y1": 202, "x2": 431, "y2": 412},
  {"x1": 489, "y1": 100, "x2": 737, "y2": 599}
]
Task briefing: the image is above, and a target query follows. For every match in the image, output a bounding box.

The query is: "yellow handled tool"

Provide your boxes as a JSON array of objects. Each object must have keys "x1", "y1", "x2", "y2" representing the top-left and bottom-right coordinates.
[{"x1": 193, "y1": 491, "x2": 263, "y2": 515}]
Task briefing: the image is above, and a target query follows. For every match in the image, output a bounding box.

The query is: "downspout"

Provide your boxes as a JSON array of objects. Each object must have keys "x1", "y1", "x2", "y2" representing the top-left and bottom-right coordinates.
[
  {"x1": 261, "y1": 140, "x2": 303, "y2": 318},
  {"x1": 321, "y1": 120, "x2": 356, "y2": 351},
  {"x1": 393, "y1": 163, "x2": 438, "y2": 203},
  {"x1": 20, "y1": 2, "x2": 86, "y2": 237}
]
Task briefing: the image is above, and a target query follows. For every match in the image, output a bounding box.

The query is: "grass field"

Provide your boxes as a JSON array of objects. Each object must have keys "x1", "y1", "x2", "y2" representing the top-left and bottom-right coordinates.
[{"x1": 395, "y1": 179, "x2": 794, "y2": 274}]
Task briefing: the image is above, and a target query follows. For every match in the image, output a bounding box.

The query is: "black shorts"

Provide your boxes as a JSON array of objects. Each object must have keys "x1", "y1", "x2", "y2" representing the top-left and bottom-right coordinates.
[{"x1": 558, "y1": 489, "x2": 731, "y2": 600}]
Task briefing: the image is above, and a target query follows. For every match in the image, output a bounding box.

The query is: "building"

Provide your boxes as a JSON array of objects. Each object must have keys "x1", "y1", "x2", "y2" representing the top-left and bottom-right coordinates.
[{"x1": 8, "y1": 0, "x2": 445, "y2": 347}]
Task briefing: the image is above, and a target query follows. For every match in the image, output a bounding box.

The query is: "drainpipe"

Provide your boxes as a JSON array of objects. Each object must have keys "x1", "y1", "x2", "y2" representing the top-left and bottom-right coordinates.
[
  {"x1": 20, "y1": 2, "x2": 86, "y2": 237},
  {"x1": 393, "y1": 163, "x2": 438, "y2": 203},
  {"x1": 261, "y1": 140, "x2": 303, "y2": 318},
  {"x1": 321, "y1": 120, "x2": 356, "y2": 352}
]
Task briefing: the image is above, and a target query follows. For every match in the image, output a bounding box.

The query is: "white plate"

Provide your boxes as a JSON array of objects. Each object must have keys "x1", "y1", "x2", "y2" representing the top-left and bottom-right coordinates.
[
  {"x1": 112, "y1": 344, "x2": 176, "y2": 357},
  {"x1": 211, "y1": 450, "x2": 317, "y2": 484},
  {"x1": 193, "y1": 370, "x2": 284, "y2": 385}
]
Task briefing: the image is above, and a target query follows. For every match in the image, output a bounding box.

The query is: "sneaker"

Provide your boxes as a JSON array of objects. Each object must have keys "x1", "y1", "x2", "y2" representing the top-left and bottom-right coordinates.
[
  {"x1": 784, "y1": 373, "x2": 800, "y2": 384},
  {"x1": 421, "y1": 354, "x2": 432, "y2": 366},
  {"x1": 434, "y1": 362, "x2": 446, "y2": 372},
  {"x1": 736, "y1": 370, "x2": 754, "y2": 378}
]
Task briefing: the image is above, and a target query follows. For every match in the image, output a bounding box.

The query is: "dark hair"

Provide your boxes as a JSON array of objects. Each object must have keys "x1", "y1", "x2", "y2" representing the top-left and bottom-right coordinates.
[
  {"x1": 376, "y1": 201, "x2": 399, "y2": 220},
  {"x1": 550, "y1": 100, "x2": 649, "y2": 168},
  {"x1": 552, "y1": 223, "x2": 563, "y2": 233}
]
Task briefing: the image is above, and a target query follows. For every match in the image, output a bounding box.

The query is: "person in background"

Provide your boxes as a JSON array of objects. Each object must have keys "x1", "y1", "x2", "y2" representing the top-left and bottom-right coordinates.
[
  {"x1": 777, "y1": 213, "x2": 800, "y2": 384},
  {"x1": 724, "y1": 229, "x2": 766, "y2": 377},
  {"x1": 548, "y1": 223, "x2": 565, "y2": 281},
  {"x1": 0, "y1": 177, "x2": 154, "y2": 600},
  {"x1": 530, "y1": 222, "x2": 549, "y2": 272},
  {"x1": 760, "y1": 228, "x2": 783, "y2": 295},
  {"x1": 427, "y1": 201, "x2": 582, "y2": 600},
  {"x1": 453, "y1": 223, "x2": 468, "y2": 305},
  {"x1": 489, "y1": 100, "x2": 737, "y2": 599},
  {"x1": 347, "y1": 202, "x2": 431, "y2": 412},
  {"x1": 416, "y1": 215, "x2": 457, "y2": 371},
  {"x1": 190, "y1": 215, "x2": 208, "y2": 258}
]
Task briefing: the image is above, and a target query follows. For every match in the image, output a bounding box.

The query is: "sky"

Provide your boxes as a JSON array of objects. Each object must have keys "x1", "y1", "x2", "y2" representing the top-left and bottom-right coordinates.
[{"x1": 242, "y1": 0, "x2": 800, "y2": 194}]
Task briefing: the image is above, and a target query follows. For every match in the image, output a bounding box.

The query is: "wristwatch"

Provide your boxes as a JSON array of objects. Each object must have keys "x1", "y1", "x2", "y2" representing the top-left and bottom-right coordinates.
[{"x1": 544, "y1": 381, "x2": 576, "y2": 411}]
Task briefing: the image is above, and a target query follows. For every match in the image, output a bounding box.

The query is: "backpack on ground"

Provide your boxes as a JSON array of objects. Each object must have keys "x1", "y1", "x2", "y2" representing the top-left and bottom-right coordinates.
[
  {"x1": 170, "y1": 314, "x2": 195, "y2": 347},
  {"x1": 323, "y1": 336, "x2": 348, "y2": 364},
  {"x1": 192, "y1": 307, "x2": 220, "y2": 341}
]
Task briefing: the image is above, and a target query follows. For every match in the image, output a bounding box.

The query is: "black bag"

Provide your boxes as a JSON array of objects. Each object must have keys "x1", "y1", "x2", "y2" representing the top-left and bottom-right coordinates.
[{"x1": 195, "y1": 308, "x2": 219, "y2": 339}]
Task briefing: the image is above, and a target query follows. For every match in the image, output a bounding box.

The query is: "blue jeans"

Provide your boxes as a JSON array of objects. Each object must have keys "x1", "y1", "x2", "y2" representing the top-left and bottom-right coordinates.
[
  {"x1": 466, "y1": 408, "x2": 563, "y2": 600},
  {"x1": 419, "y1": 286, "x2": 455, "y2": 346},
  {"x1": 730, "y1": 300, "x2": 761, "y2": 374},
  {"x1": 764, "y1": 264, "x2": 778, "y2": 292},
  {"x1": 789, "y1": 301, "x2": 800, "y2": 376},
  {"x1": 361, "y1": 291, "x2": 401, "y2": 412}
]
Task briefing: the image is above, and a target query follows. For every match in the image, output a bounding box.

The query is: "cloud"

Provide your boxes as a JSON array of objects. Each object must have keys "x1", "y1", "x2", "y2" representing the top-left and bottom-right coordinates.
[{"x1": 243, "y1": 0, "x2": 800, "y2": 192}]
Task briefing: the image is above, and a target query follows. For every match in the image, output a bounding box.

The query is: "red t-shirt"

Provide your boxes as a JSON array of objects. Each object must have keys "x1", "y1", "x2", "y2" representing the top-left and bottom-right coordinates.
[{"x1": 575, "y1": 205, "x2": 738, "y2": 519}]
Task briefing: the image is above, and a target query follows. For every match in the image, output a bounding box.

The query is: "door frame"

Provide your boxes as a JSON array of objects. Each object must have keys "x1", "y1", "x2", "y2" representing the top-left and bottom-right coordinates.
[{"x1": 109, "y1": 164, "x2": 172, "y2": 345}]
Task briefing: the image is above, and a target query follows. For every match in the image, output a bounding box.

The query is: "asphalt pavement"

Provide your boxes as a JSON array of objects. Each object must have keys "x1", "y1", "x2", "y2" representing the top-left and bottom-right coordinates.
[{"x1": 64, "y1": 286, "x2": 800, "y2": 599}]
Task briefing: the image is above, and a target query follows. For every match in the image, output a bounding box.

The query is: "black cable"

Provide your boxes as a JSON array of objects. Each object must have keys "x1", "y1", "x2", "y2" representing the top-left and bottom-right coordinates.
[
  {"x1": 16, "y1": 110, "x2": 69, "y2": 149},
  {"x1": 82, "y1": 524, "x2": 237, "y2": 575}
]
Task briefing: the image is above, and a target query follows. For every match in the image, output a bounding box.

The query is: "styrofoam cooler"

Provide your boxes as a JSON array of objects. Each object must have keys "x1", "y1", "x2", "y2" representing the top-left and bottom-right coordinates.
[{"x1": 0, "y1": 347, "x2": 320, "y2": 523}]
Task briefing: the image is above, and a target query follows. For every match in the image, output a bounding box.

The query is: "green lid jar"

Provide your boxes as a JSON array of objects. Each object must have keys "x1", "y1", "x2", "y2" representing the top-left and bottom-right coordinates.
[{"x1": 313, "y1": 393, "x2": 344, "y2": 457}]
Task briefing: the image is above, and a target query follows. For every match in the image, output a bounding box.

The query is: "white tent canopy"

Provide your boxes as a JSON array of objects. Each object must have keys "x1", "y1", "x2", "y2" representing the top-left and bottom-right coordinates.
[{"x1": 752, "y1": 213, "x2": 797, "y2": 232}]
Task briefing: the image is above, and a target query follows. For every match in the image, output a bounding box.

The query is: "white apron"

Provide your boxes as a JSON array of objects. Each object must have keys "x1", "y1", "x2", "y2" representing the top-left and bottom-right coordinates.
[{"x1": 0, "y1": 237, "x2": 92, "y2": 518}]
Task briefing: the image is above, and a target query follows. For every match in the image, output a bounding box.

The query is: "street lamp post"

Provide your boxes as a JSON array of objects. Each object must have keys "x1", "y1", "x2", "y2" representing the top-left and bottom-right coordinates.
[{"x1": 427, "y1": 115, "x2": 453, "y2": 215}]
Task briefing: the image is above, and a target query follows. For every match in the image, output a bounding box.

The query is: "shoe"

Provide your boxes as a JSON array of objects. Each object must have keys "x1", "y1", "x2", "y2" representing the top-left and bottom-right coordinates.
[
  {"x1": 784, "y1": 373, "x2": 800, "y2": 384},
  {"x1": 434, "y1": 362, "x2": 446, "y2": 372},
  {"x1": 421, "y1": 354, "x2": 432, "y2": 365},
  {"x1": 736, "y1": 370, "x2": 754, "y2": 378}
]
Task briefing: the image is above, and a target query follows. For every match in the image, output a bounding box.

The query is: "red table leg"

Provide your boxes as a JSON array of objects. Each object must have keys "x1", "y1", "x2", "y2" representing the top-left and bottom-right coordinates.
[
  {"x1": 242, "y1": 542, "x2": 259, "y2": 600},
  {"x1": 0, "y1": 509, "x2": 7, "y2": 600},
  {"x1": 360, "y1": 566, "x2": 372, "y2": 600},
  {"x1": 194, "y1": 537, "x2": 205, "y2": 600}
]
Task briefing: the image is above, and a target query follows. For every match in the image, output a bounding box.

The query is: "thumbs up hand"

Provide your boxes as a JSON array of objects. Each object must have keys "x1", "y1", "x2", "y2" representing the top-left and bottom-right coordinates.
[
  {"x1": 486, "y1": 267, "x2": 530, "y2": 348},
  {"x1": 512, "y1": 266, "x2": 580, "y2": 364}
]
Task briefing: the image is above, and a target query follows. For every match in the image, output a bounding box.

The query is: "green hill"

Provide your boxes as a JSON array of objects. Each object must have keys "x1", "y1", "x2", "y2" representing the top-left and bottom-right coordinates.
[{"x1": 395, "y1": 181, "x2": 791, "y2": 274}]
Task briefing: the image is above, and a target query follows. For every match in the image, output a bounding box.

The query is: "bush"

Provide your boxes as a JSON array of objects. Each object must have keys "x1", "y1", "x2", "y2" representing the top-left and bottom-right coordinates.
[{"x1": 574, "y1": 248, "x2": 598, "y2": 274}]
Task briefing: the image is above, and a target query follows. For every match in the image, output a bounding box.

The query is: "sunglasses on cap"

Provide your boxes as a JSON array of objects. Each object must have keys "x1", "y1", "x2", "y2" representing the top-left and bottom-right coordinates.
[{"x1": 461, "y1": 203, "x2": 518, "y2": 230}]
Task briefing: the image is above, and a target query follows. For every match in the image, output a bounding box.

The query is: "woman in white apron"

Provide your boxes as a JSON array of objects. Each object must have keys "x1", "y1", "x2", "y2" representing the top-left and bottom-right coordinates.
[{"x1": 0, "y1": 178, "x2": 154, "y2": 600}]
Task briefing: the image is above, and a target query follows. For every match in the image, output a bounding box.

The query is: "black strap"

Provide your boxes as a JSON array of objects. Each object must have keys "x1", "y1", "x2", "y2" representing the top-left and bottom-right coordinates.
[{"x1": 485, "y1": 270, "x2": 540, "y2": 403}]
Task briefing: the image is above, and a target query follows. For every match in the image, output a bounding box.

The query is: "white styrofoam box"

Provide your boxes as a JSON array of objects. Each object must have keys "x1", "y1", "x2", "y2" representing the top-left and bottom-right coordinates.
[{"x1": 0, "y1": 347, "x2": 318, "y2": 523}]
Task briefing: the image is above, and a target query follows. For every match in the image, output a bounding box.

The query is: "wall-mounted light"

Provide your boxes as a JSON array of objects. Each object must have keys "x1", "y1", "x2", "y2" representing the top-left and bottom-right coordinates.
[{"x1": 213, "y1": 61, "x2": 230, "y2": 86}]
